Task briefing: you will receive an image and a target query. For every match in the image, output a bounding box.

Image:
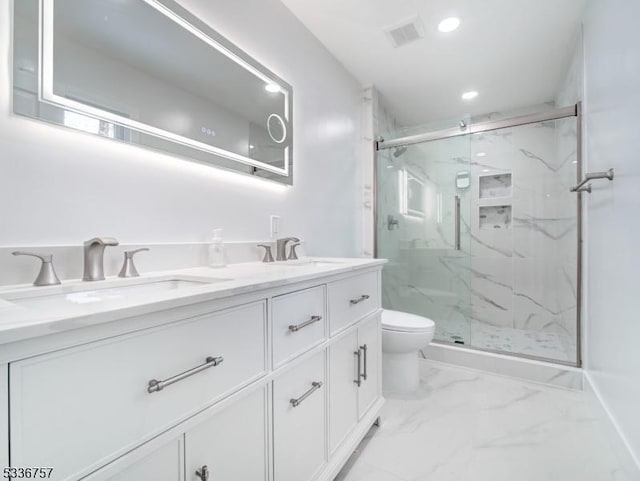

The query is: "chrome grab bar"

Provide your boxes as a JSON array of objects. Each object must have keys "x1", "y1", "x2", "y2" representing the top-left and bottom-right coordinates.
[
  {"x1": 290, "y1": 381, "x2": 323, "y2": 407},
  {"x1": 360, "y1": 344, "x2": 368, "y2": 381},
  {"x1": 354, "y1": 349, "x2": 362, "y2": 387},
  {"x1": 454, "y1": 195, "x2": 461, "y2": 250},
  {"x1": 147, "y1": 356, "x2": 223, "y2": 393},
  {"x1": 570, "y1": 168, "x2": 614, "y2": 193},
  {"x1": 289, "y1": 315, "x2": 322, "y2": 332},
  {"x1": 350, "y1": 294, "x2": 370, "y2": 305}
]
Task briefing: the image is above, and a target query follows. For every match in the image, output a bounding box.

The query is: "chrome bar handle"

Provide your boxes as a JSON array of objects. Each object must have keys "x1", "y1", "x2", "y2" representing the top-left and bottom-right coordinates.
[
  {"x1": 354, "y1": 349, "x2": 362, "y2": 387},
  {"x1": 147, "y1": 356, "x2": 223, "y2": 394},
  {"x1": 350, "y1": 294, "x2": 370, "y2": 305},
  {"x1": 195, "y1": 465, "x2": 209, "y2": 481},
  {"x1": 360, "y1": 344, "x2": 368, "y2": 381},
  {"x1": 454, "y1": 195, "x2": 461, "y2": 250},
  {"x1": 289, "y1": 315, "x2": 322, "y2": 332},
  {"x1": 290, "y1": 381, "x2": 323, "y2": 407}
]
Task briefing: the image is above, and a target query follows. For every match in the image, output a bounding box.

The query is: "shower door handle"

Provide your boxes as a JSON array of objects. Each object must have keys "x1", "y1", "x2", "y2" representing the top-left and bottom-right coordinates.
[{"x1": 454, "y1": 195, "x2": 461, "y2": 250}]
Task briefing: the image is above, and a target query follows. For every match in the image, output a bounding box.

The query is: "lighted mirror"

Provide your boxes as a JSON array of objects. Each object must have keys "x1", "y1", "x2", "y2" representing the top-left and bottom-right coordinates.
[{"x1": 13, "y1": 0, "x2": 294, "y2": 184}]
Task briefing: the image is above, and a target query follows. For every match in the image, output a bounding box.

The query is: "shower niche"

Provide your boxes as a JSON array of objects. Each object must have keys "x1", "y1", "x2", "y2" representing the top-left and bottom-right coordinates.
[
  {"x1": 479, "y1": 173, "x2": 512, "y2": 199},
  {"x1": 479, "y1": 205, "x2": 512, "y2": 230}
]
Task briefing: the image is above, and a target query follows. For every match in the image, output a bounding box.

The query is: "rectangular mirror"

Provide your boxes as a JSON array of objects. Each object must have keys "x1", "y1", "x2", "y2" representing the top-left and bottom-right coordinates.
[{"x1": 13, "y1": 0, "x2": 293, "y2": 184}]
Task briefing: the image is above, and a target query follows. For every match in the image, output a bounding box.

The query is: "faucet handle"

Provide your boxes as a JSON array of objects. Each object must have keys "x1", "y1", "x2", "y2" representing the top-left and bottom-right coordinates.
[
  {"x1": 12, "y1": 251, "x2": 62, "y2": 286},
  {"x1": 257, "y1": 244, "x2": 275, "y2": 263},
  {"x1": 118, "y1": 248, "x2": 149, "y2": 278},
  {"x1": 287, "y1": 242, "x2": 301, "y2": 260}
]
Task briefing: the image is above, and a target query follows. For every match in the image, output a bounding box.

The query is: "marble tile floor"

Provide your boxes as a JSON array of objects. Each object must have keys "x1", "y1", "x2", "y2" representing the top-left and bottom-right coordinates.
[
  {"x1": 435, "y1": 319, "x2": 576, "y2": 362},
  {"x1": 335, "y1": 361, "x2": 629, "y2": 481}
]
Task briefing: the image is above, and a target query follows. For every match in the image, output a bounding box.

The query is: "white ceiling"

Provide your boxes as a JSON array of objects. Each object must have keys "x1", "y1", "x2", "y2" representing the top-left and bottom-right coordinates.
[{"x1": 280, "y1": 0, "x2": 586, "y2": 126}]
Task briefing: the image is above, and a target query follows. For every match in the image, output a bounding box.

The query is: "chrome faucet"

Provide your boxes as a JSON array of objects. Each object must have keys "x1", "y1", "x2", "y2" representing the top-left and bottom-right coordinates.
[
  {"x1": 83, "y1": 237, "x2": 119, "y2": 281},
  {"x1": 276, "y1": 237, "x2": 300, "y2": 261}
]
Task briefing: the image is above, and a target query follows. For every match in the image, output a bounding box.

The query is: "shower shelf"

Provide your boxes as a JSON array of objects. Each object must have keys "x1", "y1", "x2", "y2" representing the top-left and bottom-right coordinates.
[
  {"x1": 479, "y1": 205, "x2": 512, "y2": 230},
  {"x1": 479, "y1": 173, "x2": 512, "y2": 199}
]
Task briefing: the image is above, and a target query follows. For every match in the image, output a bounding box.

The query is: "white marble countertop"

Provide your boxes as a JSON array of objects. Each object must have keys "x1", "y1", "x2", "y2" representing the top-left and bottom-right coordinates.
[{"x1": 0, "y1": 257, "x2": 386, "y2": 345}]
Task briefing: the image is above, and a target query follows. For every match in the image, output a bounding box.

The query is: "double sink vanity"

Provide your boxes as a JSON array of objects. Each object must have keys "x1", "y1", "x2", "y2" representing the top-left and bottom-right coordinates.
[{"x1": 0, "y1": 245, "x2": 385, "y2": 481}]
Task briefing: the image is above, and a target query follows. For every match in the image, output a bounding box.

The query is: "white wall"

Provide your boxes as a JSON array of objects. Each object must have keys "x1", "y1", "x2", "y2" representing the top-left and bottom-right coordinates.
[
  {"x1": 0, "y1": 0, "x2": 364, "y2": 257},
  {"x1": 583, "y1": 0, "x2": 640, "y2": 469}
]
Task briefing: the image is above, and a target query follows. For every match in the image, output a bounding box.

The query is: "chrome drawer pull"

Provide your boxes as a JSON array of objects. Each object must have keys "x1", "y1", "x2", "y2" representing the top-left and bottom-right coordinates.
[
  {"x1": 289, "y1": 315, "x2": 322, "y2": 332},
  {"x1": 195, "y1": 465, "x2": 209, "y2": 481},
  {"x1": 290, "y1": 381, "x2": 323, "y2": 407},
  {"x1": 147, "y1": 356, "x2": 224, "y2": 394},
  {"x1": 350, "y1": 294, "x2": 370, "y2": 305},
  {"x1": 354, "y1": 350, "x2": 362, "y2": 387},
  {"x1": 360, "y1": 344, "x2": 368, "y2": 381}
]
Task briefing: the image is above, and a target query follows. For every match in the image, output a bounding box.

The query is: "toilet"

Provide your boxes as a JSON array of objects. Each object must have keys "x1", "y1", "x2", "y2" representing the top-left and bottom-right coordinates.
[{"x1": 381, "y1": 309, "x2": 435, "y2": 393}]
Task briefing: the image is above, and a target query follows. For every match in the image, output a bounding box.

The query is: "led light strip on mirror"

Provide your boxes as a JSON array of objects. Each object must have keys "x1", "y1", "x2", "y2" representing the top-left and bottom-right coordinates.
[{"x1": 38, "y1": 0, "x2": 291, "y2": 177}]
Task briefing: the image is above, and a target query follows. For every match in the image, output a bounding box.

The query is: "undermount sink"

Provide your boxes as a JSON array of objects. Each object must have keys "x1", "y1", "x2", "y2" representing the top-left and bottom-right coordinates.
[
  {"x1": 268, "y1": 260, "x2": 343, "y2": 268},
  {"x1": 0, "y1": 276, "x2": 228, "y2": 309}
]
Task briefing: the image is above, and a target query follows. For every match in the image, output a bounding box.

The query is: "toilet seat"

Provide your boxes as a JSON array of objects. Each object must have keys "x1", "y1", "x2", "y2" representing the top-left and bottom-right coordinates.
[{"x1": 382, "y1": 309, "x2": 435, "y2": 334}]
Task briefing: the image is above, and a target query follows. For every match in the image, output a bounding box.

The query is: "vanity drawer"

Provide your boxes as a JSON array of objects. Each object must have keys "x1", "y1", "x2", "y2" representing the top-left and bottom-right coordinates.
[
  {"x1": 273, "y1": 351, "x2": 326, "y2": 481},
  {"x1": 9, "y1": 301, "x2": 266, "y2": 481},
  {"x1": 328, "y1": 271, "x2": 379, "y2": 335},
  {"x1": 272, "y1": 285, "x2": 326, "y2": 367}
]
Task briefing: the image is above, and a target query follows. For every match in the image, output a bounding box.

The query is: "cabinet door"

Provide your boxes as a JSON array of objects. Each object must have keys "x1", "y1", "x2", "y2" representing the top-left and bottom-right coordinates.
[
  {"x1": 357, "y1": 316, "x2": 381, "y2": 418},
  {"x1": 9, "y1": 301, "x2": 266, "y2": 481},
  {"x1": 185, "y1": 387, "x2": 268, "y2": 481},
  {"x1": 84, "y1": 437, "x2": 184, "y2": 481},
  {"x1": 328, "y1": 331, "x2": 359, "y2": 454},
  {"x1": 273, "y1": 352, "x2": 326, "y2": 481}
]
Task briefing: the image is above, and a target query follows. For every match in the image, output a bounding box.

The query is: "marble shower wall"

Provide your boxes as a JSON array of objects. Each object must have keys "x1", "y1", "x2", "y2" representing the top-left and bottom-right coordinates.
[
  {"x1": 468, "y1": 118, "x2": 578, "y2": 361},
  {"x1": 372, "y1": 47, "x2": 581, "y2": 362}
]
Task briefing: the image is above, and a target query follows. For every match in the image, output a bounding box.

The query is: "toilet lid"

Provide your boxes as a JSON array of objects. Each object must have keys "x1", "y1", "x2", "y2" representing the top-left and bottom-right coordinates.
[{"x1": 382, "y1": 309, "x2": 435, "y2": 333}]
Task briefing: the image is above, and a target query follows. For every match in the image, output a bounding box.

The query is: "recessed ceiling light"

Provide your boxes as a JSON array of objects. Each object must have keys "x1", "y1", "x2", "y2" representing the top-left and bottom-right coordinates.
[
  {"x1": 462, "y1": 90, "x2": 478, "y2": 100},
  {"x1": 482, "y1": 169, "x2": 490, "y2": 173},
  {"x1": 265, "y1": 83, "x2": 280, "y2": 93},
  {"x1": 438, "y1": 17, "x2": 460, "y2": 33},
  {"x1": 249, "y1": 144, "x2": 255, "y2": 149},
  {"x1": 476, "y1": 152, "x2": 487, "y2": 157}
]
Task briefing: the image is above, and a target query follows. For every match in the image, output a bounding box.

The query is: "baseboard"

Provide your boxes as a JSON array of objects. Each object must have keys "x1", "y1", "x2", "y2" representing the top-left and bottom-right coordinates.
[
  {"x1": 421, "y1": 342, "x2": 583, "y2": 390},
  {"x1": 583, "y1": 372, "x2": 640, "y2": 478}
]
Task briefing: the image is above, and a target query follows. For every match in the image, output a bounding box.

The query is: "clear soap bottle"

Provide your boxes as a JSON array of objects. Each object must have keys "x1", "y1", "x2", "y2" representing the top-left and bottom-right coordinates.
[{"x1": 208, "y1": 228, "x2": 226, "y2": 268}]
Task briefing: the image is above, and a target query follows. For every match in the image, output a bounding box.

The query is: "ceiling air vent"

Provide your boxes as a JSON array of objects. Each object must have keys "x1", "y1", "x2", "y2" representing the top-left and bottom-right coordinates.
[{"x1": 384, "y1": 16, "x2": 425, "y2": 48}]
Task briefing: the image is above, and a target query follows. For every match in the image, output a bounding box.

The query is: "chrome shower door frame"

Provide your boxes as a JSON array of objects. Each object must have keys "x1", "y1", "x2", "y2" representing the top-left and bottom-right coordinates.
[{"x1": 374, "y1": 103, "x2": 583, "y2": 367}]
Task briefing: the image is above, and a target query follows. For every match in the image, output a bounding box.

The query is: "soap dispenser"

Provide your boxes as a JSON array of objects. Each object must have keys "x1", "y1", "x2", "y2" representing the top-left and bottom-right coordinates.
[{"x1": 208, "y1": 228, "x2": 226, "y2": 268}]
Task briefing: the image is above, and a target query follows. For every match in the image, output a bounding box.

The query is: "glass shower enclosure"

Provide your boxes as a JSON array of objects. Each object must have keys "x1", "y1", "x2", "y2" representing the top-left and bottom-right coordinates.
[{"x1": 376, "y1": 105, "x2": 580, "y2": 365}]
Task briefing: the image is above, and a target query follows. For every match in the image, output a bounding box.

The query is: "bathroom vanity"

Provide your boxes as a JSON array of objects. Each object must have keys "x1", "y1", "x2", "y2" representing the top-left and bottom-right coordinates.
[{"x1": 0, "y1": 258, "x2": 385, "y2": 481}]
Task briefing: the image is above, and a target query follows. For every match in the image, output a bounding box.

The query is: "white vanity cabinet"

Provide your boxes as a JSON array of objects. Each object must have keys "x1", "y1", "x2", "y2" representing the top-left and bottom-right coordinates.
[
  {"x1": 1, "y1": 262, "x2": 384, "y2": 481},
  {"x1": 328, "y1": 316, "x2": 381, "y2": 454},
  {"x1": 8, "y1": 302, "x2": 267, "y2": 481},
  {"x1": 273, "y1": 352, "x2": 326, "y2": 481},
  {"x1": 184, "y1": 387, "x2": 268, "y2": 481}
]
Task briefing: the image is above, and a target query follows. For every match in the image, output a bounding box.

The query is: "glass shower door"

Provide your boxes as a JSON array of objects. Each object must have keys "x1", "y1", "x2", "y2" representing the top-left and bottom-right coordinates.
[{"x1": 376, "y1": 127, "x2": 472, "y2": 345}]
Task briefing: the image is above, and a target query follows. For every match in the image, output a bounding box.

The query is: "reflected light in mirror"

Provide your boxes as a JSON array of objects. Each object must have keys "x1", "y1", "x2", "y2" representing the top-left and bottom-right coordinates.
[
  {"x1": 461, "y1": 90, "x2": 479, "y2": 100},
  {"x1": 265, "y1": 83, "x2": 281, "y2": 93}
]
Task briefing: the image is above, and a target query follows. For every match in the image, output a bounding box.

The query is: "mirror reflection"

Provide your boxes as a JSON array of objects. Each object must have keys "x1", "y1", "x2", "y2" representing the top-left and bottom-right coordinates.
[{"x1": 13, "y1": 0, "x2": 293, "y2": 183}]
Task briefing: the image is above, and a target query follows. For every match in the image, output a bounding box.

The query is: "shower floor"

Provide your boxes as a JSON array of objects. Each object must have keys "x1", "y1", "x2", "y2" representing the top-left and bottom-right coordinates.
[{"x1": 435, "y1": 320, "x2": 576, "y2": 363}]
